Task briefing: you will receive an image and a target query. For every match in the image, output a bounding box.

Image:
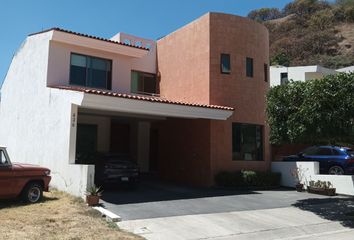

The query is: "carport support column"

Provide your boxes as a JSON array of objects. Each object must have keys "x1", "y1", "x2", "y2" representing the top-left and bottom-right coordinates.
[
  {"x1": 68, "y1": 104, "x2": 78, "y2": 164},
  {"x1": 137, "y1": 121, "x2": 150, "y2": 172}
]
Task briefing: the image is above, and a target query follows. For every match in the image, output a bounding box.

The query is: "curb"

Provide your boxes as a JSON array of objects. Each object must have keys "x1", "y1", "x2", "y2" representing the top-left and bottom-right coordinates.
[{"x1": 92, "y1": 206, "x2": 122, "y2": 222}]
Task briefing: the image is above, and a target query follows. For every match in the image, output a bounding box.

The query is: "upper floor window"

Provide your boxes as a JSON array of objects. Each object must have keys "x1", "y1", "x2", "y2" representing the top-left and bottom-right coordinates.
[
  {"x1": 70, "y1": 53, "x2": 112, "y2": 90},
  {"x1": 246, "y1": 57, "x2": 253, "y2": 77},
  {"x1": 264, "y1": 64, "x2": 268, "y2": 82},
  {"x1": 220, "y1": 54, "x2": 231, "y2": 74},
  {"x1": 280, "y1": 72, "x2": 289, "y2": 85},
  {"x1": 131, "y1": 71, "x2": 157, "y2": 95}
]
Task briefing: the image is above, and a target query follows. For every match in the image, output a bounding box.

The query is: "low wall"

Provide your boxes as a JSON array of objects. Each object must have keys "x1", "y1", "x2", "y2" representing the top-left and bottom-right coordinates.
[
  {"x1": 271, "y1": 144, "x2": 311, "y2": 161},
  {"x1": 272, "y1": 162, "x2": 354, "y2": 196}
]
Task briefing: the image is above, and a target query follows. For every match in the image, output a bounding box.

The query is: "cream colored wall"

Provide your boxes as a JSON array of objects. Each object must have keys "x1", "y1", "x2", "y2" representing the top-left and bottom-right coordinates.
[
  {"x1": 305, "y1": 72, "x2": 324, "y2": 81},
  {"x1": 47, "y1": 40, "x2": 156, "y2": 94}
]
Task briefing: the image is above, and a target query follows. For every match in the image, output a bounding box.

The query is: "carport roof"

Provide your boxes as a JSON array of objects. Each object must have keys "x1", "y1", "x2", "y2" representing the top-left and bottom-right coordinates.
[{"x1": 50, "y1": 86, "x2": 234, "y2": 111}]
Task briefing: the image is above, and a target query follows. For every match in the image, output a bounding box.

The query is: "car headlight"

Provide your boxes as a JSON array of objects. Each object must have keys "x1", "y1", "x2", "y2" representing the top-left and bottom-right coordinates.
[{"x1": 44, "y1": 170, "x2": 51, "y2": 176}]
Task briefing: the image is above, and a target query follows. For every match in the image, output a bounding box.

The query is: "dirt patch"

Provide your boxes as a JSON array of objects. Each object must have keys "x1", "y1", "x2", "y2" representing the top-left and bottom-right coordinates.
[{"x1": 0, "y1": 191, "x2": 143, "y2": 240}]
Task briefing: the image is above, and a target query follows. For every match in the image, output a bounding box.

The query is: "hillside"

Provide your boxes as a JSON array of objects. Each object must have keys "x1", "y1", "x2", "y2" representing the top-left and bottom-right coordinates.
[{"x1": 248, "y1": 0, "x2": 354, "y2": 69}]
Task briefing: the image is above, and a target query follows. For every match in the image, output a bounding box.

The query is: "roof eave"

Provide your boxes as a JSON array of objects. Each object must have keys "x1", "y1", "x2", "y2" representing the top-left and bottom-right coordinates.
[
  {"x1": 81, "y1": 93, "x2": 233, "y2": 120},
  {"x1": 50, "y1": 31, "x2": 148, "y2": 58}
]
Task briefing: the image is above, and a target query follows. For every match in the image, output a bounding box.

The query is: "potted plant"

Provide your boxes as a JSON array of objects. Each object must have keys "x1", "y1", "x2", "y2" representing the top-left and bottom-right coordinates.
[
  {"x1": 86, "y1": 185, "x2": 103, "y2": 206},
  {"x1": 307, "y1": 180, "x2": 336, "y2": 196},
  {"x1": 291, "y1": 167, "x2": 306, "y2": 192}
]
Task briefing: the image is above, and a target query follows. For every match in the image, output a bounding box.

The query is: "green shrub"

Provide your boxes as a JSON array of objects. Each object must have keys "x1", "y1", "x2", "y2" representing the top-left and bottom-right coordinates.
[
  {"x1": 214, "y1": 171, "x2": 244, "y2": 187},
  {"x1": 214, "y1": 171, "x2": 281, "y2": 188}
]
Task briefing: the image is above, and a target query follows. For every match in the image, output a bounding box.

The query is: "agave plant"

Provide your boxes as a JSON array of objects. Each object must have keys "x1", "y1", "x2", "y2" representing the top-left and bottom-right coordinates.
[{"x1": 86, "y1": 185, "x2": 103, "y2": 196}]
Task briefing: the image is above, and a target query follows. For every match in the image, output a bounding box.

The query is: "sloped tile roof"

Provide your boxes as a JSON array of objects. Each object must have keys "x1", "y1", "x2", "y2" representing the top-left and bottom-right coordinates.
[
  {"x1": 50, "y1": 86, "x2": 234, "y2": 111},
  {"x1": 29, "y1": 27, "x2": 149, "y2": 51}
]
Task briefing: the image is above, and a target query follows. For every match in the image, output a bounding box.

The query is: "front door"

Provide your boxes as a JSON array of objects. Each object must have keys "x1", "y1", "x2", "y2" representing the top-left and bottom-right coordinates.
[
  {"x1": 110, "y1": 121, "x2": 130, "y2": 154},
  {"x1": 76, "y1": 124, "x2": 98, "y2": 164}
]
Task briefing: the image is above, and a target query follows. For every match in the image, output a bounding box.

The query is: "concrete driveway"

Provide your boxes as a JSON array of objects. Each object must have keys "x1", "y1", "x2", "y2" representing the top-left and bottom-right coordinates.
[{"x1": 100, "y1": 181, "x2": 354, "y2": 239}]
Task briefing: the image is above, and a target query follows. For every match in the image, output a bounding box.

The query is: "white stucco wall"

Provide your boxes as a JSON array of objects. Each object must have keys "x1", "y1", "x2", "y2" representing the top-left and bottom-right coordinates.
[
  {"x1": 337, "y1": 66, "x2": 354, "y2": 73},
  {"x1": 272, "y1": 162, "x2": 354, "y2": 196},
  {"x1": 0, "y1": 32, "x2": 94, "y2": 197},
  {"x1": 47, "y1": 34, "x2": 156, "y2": 94}
]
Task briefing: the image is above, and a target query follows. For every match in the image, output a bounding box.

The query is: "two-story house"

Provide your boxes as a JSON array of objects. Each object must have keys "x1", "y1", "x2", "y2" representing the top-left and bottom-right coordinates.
[{"x1": 0, "y1": 13, "x2": 270, "y2": 196}]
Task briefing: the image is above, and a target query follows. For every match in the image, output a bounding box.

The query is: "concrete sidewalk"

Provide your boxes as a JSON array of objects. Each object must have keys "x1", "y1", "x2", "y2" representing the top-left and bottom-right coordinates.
[{"x1": 117, "y1": 206, "x2": 354, "y2": 240}]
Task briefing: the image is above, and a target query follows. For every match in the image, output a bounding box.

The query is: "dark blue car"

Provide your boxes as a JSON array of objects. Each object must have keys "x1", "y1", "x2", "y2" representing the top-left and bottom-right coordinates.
[{"x1": 283, "y1": 146, "x2": 354, "y2": 175}]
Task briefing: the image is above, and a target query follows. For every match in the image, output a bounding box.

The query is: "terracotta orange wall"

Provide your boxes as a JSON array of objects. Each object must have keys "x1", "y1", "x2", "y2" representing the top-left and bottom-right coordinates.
[
  {"x1": 208, "y1": 13, "x2": 270, "y2": 177},
  {"x1": 157, "y1": 12, "x2": 270, "y2": 186},
  {"x1": 157, "y1": 14, "x2": 210, "y2": 104},
  {"x1": 155, "y1": 118, "x2": 213, "y2": 186}
]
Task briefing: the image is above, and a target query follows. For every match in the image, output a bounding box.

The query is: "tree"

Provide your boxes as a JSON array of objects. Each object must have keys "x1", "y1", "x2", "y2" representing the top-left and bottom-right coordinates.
[
  {"x1": 270, "y1": 52, "x2": 291, "y2": 66},
  {"x1": 267, "y1": 73, "x2": 354, "y2": 145},
  {"x1": 283, "y1": 0, "x2": 330, "y2": 17},
  {"x1": 247, "y1": 8, "x2": 282, "y2": 22}
]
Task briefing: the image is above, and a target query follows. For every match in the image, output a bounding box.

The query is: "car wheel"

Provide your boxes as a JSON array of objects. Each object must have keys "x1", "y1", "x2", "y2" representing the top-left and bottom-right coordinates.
[
  {"x1": 22, "y1": 182, "x2": 43, "y2": 203},
  {"x1": 328, "y1": 166, "x2": 345, "y2": 175}
]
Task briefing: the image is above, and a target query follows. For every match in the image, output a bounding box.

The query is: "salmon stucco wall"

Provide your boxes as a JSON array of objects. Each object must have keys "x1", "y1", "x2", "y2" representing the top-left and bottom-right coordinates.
[
  {"x1": 208, "y1": 13, "x2": 270, "y2": 177},
  {"x1": 157, "y1": 12, "x2": 270, "y2": 186},
  {"x1": 157, "y1": 14, "x2": 210, "y2": 104}
]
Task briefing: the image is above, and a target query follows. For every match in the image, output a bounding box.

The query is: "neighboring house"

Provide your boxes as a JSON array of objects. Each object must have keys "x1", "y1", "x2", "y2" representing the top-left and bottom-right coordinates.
[
  {"x1": 0, "y1": 13, "x2": 270, "y2": 196},
  {"x1": 337, "y1": 66, "x2": 354, "y2": 73},
  {"x1": 270, "y1": 65, "x2": 338, "y2": 87}
]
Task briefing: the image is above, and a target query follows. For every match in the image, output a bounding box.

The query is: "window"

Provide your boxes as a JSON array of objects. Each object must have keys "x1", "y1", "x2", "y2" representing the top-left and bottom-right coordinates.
[
  {"x1": 332, "y1": 149, "x2": 344, "y2": 156},
  {"x1": 280, "y1": 72, "x2": 289, "y2": 85},
  {"x1": 317, "y1": 147, "x2": 333, "y2": 156},
  {"x1": 232, "y1": 123, "x2": 263, "y2": 161},
  {"x1": 302, "y1": 147, "x2": 333, "y2": 156},
  {"x1": 0, "y1": 150, "x2": 9, "y2": 165},
  {"x1": 131, "y1": 71, "x2": 157, "y2": 95},
  {"x1": 70, "y1": 53, "x2": 112, "y2": 90},
  {"x1": 264, "y1": 64, "x2": 268, "y2": 82},
  {"x1": 302, "y1": 147, "x2": 318, "y2": 156},
  {"x1": 220, "y1": 54, "x2": 231, "y2": 74},
  {"x1": 246, "y1": 57, "x2": 253, "y2": 77}
]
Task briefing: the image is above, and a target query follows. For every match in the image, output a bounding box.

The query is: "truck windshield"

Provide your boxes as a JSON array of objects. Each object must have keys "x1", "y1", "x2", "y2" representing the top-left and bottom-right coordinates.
[{"x1": 0, "y1": 150, "x2": 9, "y2": 165}]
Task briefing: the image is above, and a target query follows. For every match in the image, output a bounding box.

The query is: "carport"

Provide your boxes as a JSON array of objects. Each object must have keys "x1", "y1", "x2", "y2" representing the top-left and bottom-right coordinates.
[{"x1": 63, "y1": 86, "x2": 234, "y2": 190}]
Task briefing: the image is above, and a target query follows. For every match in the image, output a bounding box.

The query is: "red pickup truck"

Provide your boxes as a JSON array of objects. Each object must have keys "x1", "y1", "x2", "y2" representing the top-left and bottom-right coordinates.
[{"x1": 0, "y1": 146, "x2": 51, "y2": 203}]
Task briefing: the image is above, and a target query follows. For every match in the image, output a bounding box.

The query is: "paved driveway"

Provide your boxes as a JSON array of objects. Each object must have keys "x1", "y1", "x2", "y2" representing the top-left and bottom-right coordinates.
[
  {"x1": 101, "y1": 181, "x2": 349, "y2": 220},
  {"x1": 100, "y1": 181, "x2": 354, "y2": 239}
]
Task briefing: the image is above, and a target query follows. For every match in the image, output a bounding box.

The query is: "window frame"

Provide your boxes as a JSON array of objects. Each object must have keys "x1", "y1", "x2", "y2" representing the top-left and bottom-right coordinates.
[
  {"x1": 69, "y1": 52, "x2": 112, "y2": 90},
  {"x1": 220, "y1": 53, "x2": 231, "y2": 74},
  {"x1": 131, "y1": 70, "x2": 157, "y2": 95},
  {"x1": 280, "y1": 72, "x2": 289, "y2": 85},
  {"x1": 232, "y1": 123, "x2": 264, "y2": 161},
  {"x1": 264, "y1": 63, "x2": 268, "y2": 82},
  {"x1": 0, "y1": 149, "x2": 11, "y2": 166},
  {"x1": 246, "y1": 57, "x2": 254, "y2": 78}
]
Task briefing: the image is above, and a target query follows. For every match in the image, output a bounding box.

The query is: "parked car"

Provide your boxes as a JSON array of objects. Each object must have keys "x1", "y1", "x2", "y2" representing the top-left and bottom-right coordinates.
[
  {"x1": 0, "y1": 146, "x2": 51, "y2": 203},
  {"x1": 283, "y1": 146, "x2": 354, "y2": 175},
  {"x1": 94, "y1": 153, "x2": 139, "y2": 188}
]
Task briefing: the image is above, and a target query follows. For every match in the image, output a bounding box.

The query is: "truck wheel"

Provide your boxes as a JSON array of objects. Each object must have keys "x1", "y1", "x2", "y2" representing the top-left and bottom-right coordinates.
[{"x1": 22, "y1": 182, "x2": 43, "y2": 203}]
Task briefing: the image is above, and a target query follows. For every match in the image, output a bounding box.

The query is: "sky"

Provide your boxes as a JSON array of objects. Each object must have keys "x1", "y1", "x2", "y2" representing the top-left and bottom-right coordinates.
[{"x1": 0, "y1": 0, "x2": 293, "y2": 85}]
